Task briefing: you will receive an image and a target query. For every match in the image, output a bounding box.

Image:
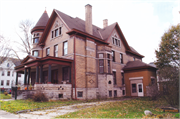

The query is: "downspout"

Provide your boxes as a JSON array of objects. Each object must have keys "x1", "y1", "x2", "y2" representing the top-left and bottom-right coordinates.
[
  {"x1": 85, "y1": 39, "x2": 87, "y2": 100},
  {"x1": 74, "y1": 35, "x2": 77, "y2": 99}
]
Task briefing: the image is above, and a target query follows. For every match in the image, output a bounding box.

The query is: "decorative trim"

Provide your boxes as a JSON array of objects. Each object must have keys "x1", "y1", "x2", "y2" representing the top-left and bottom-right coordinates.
[{"x1": 129, "y1": 76, "x2": 143, "y2": 80}]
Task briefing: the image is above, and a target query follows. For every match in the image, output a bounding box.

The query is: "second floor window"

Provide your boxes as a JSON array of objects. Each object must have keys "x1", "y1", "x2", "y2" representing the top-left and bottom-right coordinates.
[
  {"x1": 2, "y1": 71, "x2": 4, "y2": 76},
  {"x1": 7, "y1": 63, "x2": 9, "y2": 67},
  {"x1": 120, "y1": 53, "x2": 123, "y2": 64},
  {"x1": 112, "y1": 50, "x2": 115, "y2": 62},
  {"x1": 46, "y1": 48, "x2": 50, "y2": 56},
  {"x1": 33, "y1": 50, "x2": 39, "y2": 57},
  {"x1": 7, "y1": 71, "x2": 10, "y2": 76},
  {"x1": 63, "y1": 41, "x2": 68, "y2": 55},
  {"x1": 54, "y1": 45, "x2": 58, "y2": 57}
]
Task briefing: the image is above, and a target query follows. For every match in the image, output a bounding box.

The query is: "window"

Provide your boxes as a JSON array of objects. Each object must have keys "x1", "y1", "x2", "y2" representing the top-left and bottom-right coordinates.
[
  {"x1": 63, "y1": 67, "x2": 70, "y2": 82},
  {"x1": 114, "y1": 90, "x2": 117, "y2": 97},
  {"x1": 112, "y1": 36, "x2": 120, "y2": 46},
  {"x1": 18, "y1": 74, "x2": 21, "y2": 77},
  {"x1": 6, "y1": 80, "x2": 10, "y2": 86},
  {"x1": 133, "y1": 57, "x2": 135, "y2": 61},
  {"x1": 108, "y1": 60, "x2": 110, "y2": 73},
  {"x1": 120, "y1": 53, "x2": 123, "y2": 64},
  {"x1": 113, "y1": 71, "x2": 116, "y2": 85},
  {"x1": 151, "y1": 78, "x2": 155, "y2": 84},
  {"x1": 54, "y1": 45, "x2": 58, "y2": 57},
  {"x1": 121, "y1": 73, "x2": 124, "y2": 85},
  {"x1": 109, "y1": 90, "x2": 112, "y2": 97},
  {"x1": 99, "y1": 59, "x2": 104, "y2": 73},
  {"x1": 33, "y1": 50, "x2": 39, "y2": 57},
  {"x1": 78, "y1": 91, "x2": 83, "y2": 97},
  {"x1": 7, "y1": 71, "x2": 10, "y2": 76},
  {"x1": 112, "y1": 50, "x2": 115, "y2": 62},
  {"x1": 1, "y1": 80, "x2": 4, "y2": 86},
  {"x1": 63, "y1": 41, "x2": 68, "y2": 55},
  {"x1": 12, "y1": 71, "x2": 14, "y2": 77},
  {"x1": 107, "y1": 54, "x2": 110, "y2": 59},
  {"x1": 46, "y1": 48, "x2": 50, "y2": 56},
  {"x1": 34, "y1": 37, "x2": 39, "y2": 43},
  {"x1": 7, "y1": 63, "x2": 9, "y2": 67},
  {"x1": 2, "y1": 71, "x2": 4, "y2": 76},
  {"x1": 51, "y1": 27, "x2": 62, "y2": 39},
  {"x1": 132, "y1": 84, "x2": 136, "y2": 93},
  {"x1": 123, "y1": 90, "x2": 125, "y2": 95}
]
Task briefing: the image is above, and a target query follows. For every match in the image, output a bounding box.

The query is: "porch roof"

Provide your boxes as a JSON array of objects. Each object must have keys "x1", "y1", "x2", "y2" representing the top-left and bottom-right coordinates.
[{"x1": 15, "y1": 56, "x2": 73, "y2": 72}]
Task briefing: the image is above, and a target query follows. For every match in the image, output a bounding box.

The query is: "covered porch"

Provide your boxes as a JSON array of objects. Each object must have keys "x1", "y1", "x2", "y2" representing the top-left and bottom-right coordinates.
[{"x1": 14, "y1": 56, "x2": 74, "y2": 100}]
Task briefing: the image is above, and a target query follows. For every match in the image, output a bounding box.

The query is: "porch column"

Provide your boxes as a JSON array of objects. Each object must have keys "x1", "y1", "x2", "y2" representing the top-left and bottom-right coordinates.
[
  {"x1": 27, "y1": 68, "x2": 31, "y2": 85},
  {"x1": 35, "y1": 66, "x2": 39, "y2": 84},
  {"x1": 48, "y1": 64, "x2": 51, "y2": 84},
  {"x1": 16, "y1": 72, "x2": 18, "y2": 85},
  {"x1": 24, "y1": 69, "x2": 27, "y2": 85},
  {"x1": 40, "y1": 65, "x2": 43, "y2": 83}
]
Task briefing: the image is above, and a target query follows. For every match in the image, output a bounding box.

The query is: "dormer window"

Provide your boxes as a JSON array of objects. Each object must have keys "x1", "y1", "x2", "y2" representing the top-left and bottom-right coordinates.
[{"x1": 112, "y1": 34, "x2": 120, "y2": 47}]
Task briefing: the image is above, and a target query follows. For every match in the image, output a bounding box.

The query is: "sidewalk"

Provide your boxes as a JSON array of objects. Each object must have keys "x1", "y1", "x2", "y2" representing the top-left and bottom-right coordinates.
[{"x1": 0, "y1": 98, "x2": 131, "y2": 119}]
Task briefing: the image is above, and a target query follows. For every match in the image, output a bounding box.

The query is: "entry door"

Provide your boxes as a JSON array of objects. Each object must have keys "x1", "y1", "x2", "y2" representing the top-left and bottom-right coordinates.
[{"x1": 137, "y1": 83, "x2": 144, "y2": 96}]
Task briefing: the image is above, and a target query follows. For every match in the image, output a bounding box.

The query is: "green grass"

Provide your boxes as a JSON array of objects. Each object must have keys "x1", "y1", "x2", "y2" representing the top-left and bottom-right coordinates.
[
  {"x1": 56, "y1": 97, "x2": 178, "y2": 118},
  {"x1": 0, "y1": 94, "x2": 12, "y2": 99},
  {"x1": 0, "y1": 99, "x2": 84, "y2": 113}
]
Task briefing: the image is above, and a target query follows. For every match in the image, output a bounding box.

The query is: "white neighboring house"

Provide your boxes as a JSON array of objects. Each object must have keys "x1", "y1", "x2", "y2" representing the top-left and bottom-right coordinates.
[{"x1": 0, "y1": 58, "x2": 24, "y2": 89}]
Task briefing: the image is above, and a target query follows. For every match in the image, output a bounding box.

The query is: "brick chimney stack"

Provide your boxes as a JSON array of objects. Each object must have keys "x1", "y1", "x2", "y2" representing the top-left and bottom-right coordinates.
[
  {"x1": 103, "y1": 19, "x2": 108, "y2": 28},
  {"x1": 85, "y1": 4, "x2": 92, "y2": 35}
]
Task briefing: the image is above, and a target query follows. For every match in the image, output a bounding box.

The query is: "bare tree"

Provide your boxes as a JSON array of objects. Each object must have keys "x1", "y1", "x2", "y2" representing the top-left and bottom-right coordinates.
[
  {"x1": 10, "y1": 20, "x2": 34, "y2": 59},
  {"x1": 0, "y1": 35, "x2": 11, "y2": 63}
]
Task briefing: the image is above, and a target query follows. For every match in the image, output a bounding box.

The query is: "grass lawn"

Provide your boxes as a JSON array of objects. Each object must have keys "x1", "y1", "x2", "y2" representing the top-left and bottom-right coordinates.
[
  {"x1": 0, "y1": 94, "x2": 12, "y2": 99},
  {"x1": 56, "y1": 97, "x2": 179, "y2": 118},
  {"x1": 0, "y1": 99, "x2": 85, "y2": 113}
]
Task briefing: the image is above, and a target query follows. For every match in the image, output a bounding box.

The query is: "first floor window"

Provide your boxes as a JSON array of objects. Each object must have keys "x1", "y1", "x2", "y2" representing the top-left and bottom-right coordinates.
[
  {"x1": 63, "y1": 67, "x2": 70, "y2": 83},
  {"x1": 78, "y1": 91, "x2": 83, "y2": 97},
  {"x1": 132, "y1": 84, "x2": 136, "y2": 93},
  {"x1": 99, "y1": 59, "x2": 104, "y2": 73},
  {"x1": 113, "y1": 71, "x2": 116, "y2": 85},
  {"x1": 109, "y1": 90, "x2": 112, "y2": 97},
  {"x1": 121, "y1": 73, "x2": 124, "y2": 85},
  {"x1": 18, "y1": 73, "x2": 21, "y2": 77},
  {"x1": 114, "y1": 90, "x2": 117, "y2": 97},
  {"x1": 63, "y1": 41, "x2": 68, "y2": 55},
  {"x1": 1, "y1": 80, "x2": 4, "y2": 86},
  {"x1": 151, "y1": 78, "x2": 155, "y2": 84},
  {"x1": 123, "y1": 90, "x2": 125, "y2": 95},
  {"x1": 54, "y1": 45, "x2": 58, "y2": 57},
  {"x1": 6, "y1": 80, "x2": 10, "y2": 86}
]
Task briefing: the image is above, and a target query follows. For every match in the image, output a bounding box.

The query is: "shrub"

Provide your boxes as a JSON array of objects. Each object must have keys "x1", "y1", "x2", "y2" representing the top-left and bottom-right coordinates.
[
  {"x1": 4, "y1": 92, "x2": 8, "y2": 96},
  {"x1": 32, "y1": 91, "x2": 48, "y2": 102}
]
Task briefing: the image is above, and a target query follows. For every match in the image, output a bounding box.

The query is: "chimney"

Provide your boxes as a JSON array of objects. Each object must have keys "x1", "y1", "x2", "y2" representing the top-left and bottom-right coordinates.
[
  {"x1": 103, "y1": 19, "x2": 108, "y2": 28},
  {"x1": 85, "y1": 4, "x2": 92, "y2": 35}
]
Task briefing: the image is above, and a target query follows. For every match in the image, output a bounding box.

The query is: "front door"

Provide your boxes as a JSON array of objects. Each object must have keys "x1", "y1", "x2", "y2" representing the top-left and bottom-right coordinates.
[{"x1": 137, "y1": 83, "x2": 144, "y2": 97}]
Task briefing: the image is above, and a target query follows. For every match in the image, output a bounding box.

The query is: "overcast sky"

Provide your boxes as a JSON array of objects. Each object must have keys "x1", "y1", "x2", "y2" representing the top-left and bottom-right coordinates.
[{"x1": 0, "y1": 0, "x2": 179, "y2": 63}]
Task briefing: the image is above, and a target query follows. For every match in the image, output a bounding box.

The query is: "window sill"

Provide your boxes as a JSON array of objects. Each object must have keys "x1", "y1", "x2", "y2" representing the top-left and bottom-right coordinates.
[{"x1": 51, "y1": 34, "x2": 63, "y2": 41}]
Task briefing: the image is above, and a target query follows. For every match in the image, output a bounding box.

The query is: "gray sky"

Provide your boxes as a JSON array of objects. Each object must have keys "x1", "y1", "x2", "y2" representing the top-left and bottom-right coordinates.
[{"x1": 0, "y1": 0, "x2": 179, "y2": 63}]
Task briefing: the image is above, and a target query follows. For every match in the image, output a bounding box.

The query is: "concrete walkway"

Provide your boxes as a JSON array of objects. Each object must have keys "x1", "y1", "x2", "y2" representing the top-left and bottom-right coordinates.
[{"x1": 0, "y1": 98, "x2": 131, "y2": 119}]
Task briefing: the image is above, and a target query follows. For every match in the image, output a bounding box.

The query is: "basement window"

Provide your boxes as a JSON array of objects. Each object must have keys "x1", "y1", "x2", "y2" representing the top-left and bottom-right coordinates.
[
  {"x1": 78, "y1": 91, "x2": 83, "y2": 97},
  {"x1": 59, "y1": 94, "x2": 63, "y2": 98}
]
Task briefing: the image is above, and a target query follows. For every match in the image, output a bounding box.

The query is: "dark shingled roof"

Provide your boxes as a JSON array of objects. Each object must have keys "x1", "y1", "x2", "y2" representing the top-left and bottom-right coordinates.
[
  {"x1": 34, "y1": 10, "x2": 49, "y2": 27},
  {"x1": 123, "y1": 60, "x2": 157, "y2": 70}
]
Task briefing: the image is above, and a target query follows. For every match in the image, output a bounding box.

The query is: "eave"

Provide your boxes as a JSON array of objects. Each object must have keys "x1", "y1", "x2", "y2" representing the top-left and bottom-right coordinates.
[
  {"x1": 66, "y1": 28, "x2": 109, "y2": 45},
  {"x1": 126, "y1": 50, "x2": 144, "y2": 58}
]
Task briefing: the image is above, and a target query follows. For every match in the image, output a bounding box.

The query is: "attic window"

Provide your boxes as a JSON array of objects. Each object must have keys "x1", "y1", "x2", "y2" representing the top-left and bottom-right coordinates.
[
  {"x1": 112, "y1": 35, "x2": 120, "y2": 47},
  {"x1": 51, "y1": 27, "x2": 62, "y2": 39}
]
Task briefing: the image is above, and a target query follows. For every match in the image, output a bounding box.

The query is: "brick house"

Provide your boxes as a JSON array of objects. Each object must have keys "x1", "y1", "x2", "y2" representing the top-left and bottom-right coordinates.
[{"x1": 15, "y1": 4, "x2": 157, "y2": 100}]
